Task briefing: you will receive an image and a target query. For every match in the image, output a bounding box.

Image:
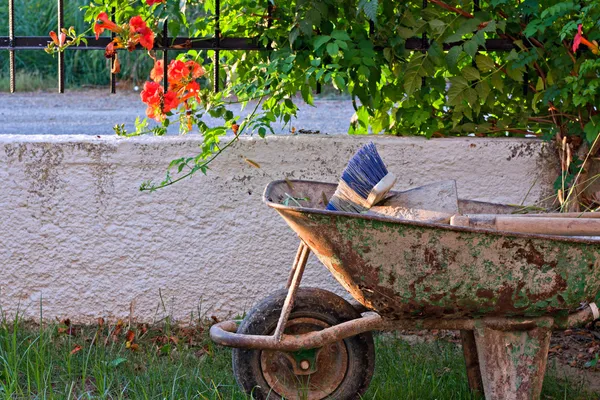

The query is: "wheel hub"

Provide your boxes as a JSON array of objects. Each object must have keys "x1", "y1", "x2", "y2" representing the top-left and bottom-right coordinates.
[{"x1": 260, "y1": 317, "x2": 348, "y2": 400}]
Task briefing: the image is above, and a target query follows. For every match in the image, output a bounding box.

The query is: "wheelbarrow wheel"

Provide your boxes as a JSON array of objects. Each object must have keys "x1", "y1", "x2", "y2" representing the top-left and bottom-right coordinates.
[{"x1": 232, "y1": 287, "x2": 375, "y2": 400}]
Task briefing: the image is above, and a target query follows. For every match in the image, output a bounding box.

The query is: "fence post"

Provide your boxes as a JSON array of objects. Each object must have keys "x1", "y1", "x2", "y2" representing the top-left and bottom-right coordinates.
[
  {"x1": 213, "y1": 0, "x2": 220, "y2": 93},
  {"x1": 57, "y1": 0, "x2": 65, "y2": 93},
  {"x1": 110, "y1": 7, "x2": 116, "y2": 94},
  {"x1": 8, "y1": 0, "x2": 15, "y2": 93},
  {"x1": 163, "y1": 21, "x2": 168, "y2": 92}
]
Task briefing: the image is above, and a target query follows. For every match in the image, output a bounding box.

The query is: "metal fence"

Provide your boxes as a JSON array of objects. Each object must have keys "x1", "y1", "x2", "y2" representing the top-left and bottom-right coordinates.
[
  {"x1": 0, "y1": 0, "x2": 266, "y2": 94},
  {"x1": 1, "y1": 0, "x2": 524, "y2": 95}
]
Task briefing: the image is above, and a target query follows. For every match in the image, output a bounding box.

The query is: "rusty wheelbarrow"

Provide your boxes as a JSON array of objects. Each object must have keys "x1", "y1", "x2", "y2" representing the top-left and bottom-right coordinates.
[{"x1": 210, "y1": 180, "x2": 600, "y2": 400}]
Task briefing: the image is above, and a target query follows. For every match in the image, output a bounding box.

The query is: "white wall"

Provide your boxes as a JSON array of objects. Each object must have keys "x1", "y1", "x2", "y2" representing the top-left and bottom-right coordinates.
[{"x1": 0, "y1": 135, "x2": 558, "y2": 323}]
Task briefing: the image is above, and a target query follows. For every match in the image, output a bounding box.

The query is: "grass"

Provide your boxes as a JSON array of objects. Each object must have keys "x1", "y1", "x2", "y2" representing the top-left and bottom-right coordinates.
[{"x1": 0, "y1": 315, "x2": 597, "y2": 399}]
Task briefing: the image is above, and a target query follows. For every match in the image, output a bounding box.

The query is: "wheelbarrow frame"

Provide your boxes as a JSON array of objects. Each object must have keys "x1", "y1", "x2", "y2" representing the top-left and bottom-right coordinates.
[
  {"x1": 210, "y1": 180, "x2": 600, "y2": 399},
  {"x1": 210, "y1": 241, "x2": 599, "y2": 398}
]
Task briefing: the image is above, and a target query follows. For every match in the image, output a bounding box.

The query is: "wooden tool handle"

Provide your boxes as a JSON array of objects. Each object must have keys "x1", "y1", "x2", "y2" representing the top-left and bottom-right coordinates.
[
  {"x1": 451, "y1": 215, "x2": 600, "y2": 236},
  {"x1": 467, "y1": 212, "x2": 600, "y2": 219}
]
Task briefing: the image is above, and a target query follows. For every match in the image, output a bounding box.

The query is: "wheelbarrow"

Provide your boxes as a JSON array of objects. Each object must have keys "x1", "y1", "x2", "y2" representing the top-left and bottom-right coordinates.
[{"x1": 210, "y1": 180, "x2": 600, "y2": 400}]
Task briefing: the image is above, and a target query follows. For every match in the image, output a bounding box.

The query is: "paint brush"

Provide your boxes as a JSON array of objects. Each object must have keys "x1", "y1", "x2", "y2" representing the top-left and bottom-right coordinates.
[{"x1": 326, "y1": 142, "x2": 396, "y2": 213}]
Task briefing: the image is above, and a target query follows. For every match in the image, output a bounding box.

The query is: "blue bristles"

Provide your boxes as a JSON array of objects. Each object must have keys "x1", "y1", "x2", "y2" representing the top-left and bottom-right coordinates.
[
  {"x1": 325, "y1": 202, "x2": 338, "y2": 211},
  {"x1": 325, "y1": 142, "x2": 390, "y2": 212},
  {"x1": 339, "y1": 142, "x2": 388, "y2": 200}
]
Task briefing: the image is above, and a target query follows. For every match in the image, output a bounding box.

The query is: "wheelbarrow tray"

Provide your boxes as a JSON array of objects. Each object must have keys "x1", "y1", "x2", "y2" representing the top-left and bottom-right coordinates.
[{"x1": 264, "y1": 180, "x2": 600, "y2": 319}]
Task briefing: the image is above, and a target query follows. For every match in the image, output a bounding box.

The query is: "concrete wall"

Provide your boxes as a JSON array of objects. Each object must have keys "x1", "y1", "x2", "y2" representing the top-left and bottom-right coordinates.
[{"x1": 0, "y1": 135, "x2": 558, "y2": 323}]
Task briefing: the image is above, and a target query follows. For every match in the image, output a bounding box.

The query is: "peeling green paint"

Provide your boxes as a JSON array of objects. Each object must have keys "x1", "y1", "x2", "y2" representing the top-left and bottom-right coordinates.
[{"x1": 294, "y1": 210, "x2": 600, "y2": 318}]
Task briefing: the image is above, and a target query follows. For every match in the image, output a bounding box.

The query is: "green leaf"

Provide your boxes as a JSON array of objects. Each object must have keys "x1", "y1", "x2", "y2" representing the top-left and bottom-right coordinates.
[
  {"x1": 333, "y1": 75, "x2": 346, "y2": 91},
  {"x1": 506, "y1": 65, "x2": 524, "y2": 82},
  {"x1": 396, "y1": 26, "x2": 414, "y2": 39},
  {"x1": 445, "y1": 46, "x2": 462, "y2": 73},
  {"x1": 331, "y1": 30, "x2": 351, "y2": 41},
  {"x1": 289, "y1": 27, "x2": 300, "y2": 46},
  {"x1": 476, "y1": 81, "x2": 491, "y2": 102},
  {"x1": 479, "y1": 20, "x2": 497, "y2": 33},
  {"x1": 475, "y1": 54, "x2": 494, "y2": 72},
  {"x1": 532, "y1": 92, "x2": 543, "y2": 113},
  {"x1": 326, "y1": 42, "x2": 339, "y2": 55},
  {"x1": 313, "y1": 35, "x2": 331, "y2": 50},
  {"x1": 359, "y1": 0, "x2": 378, "y2": 22},
  {"x1": 462, "y1": 66, "x2": 480, "y2": 81},
  {"x1": 463, "y1": 38, "x2": 479, "y2": 58},
  {"x1": 349, "y1": 106, "x2": 370, "y2": 135},
  {"x1": 444, "y1": 18, "x2": 482, "y2": 43},
  {"x1": 447, "y1": 76, "x2": 470, "y2": 106},
  {"x1": 335, "y1": 39, "x2": 348, "y2": 50},
  {"x1": 428, "y1": 19, "x2": 446, "y2": 34},
  {"x1": 490, "y1": 71, "x2": 504, "y2": 93},
  {"x1": 584, "y1": 117, "x2": 600, "y2": 144},
  {"x1": 403, "y1": 54, "x2": 427, "y2": 95},
  {"x1": 301, "y1": 85, "x2": 314, "y2": 105},
  {"x1": 535, "y1": 77, "x2": 544, "y2": 91}
]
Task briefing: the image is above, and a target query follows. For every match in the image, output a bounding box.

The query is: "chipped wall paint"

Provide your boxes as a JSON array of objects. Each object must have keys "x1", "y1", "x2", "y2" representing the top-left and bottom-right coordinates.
[{"x1": 0, "y1": 134, "x2": 559, "y2": 323}]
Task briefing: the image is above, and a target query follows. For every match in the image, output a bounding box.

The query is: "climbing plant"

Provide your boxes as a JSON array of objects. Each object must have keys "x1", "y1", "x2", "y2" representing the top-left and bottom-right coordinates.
[{"x1": 51, "y1": 0, "x2": 600, "y2": 208}]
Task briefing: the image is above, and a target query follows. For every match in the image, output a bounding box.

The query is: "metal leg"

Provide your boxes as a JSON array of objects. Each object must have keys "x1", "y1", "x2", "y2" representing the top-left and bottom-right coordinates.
[
  {"x1": 273, "y1": 241, "x2": 310, "y2": 342},
  {"x1": 474, "y1": 326, "x2": 551, "y2": 400},
  {"x1": 460, "y1": 330, "x2": 483, "y2": 396}
]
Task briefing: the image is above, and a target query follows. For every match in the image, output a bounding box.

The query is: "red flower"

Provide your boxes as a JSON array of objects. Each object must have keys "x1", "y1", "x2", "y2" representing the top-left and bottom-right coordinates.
[
  {"x1": 150, "y1": 60, "x2": 164, "y2": 83},
  {"x1": 572, "y1": 24, "x2": 599, "y2": 55},
  {"x1": 572, "y1": 24, "x2": 583, "y2": 53},
  {"x1": 104, "y1": 41, "x2": 117, "y2": 58},
  {"x1": 49, "y1": 31, "x2": 66, "y2": 46},
  {"x1": 94, "y1": 12, "x2": 121, "y2": 40},
  {"x1": 180, "y1": 81, "x2": 200, "y2": 102},
  {"x1": 141, "y1": 81, "x2": 162, "y2": 105},
  {"x1": 163, "y1": 91, "x2": 179, "y2": 113},
  {"x1": 129, "y1": 16, "x2": 154, "y2": 51},
  {"x1": 167, "y1": 60, "x2": 188, "y2": 84},
  {"x1": 185, "y1": 60, "x2": 205, "y2": 79},
  {"x1": 146, "y1": 0, "x2": 165, "y2": 5},
  {"x1": 141, "y1": 81, "x2": 180, "y2": 122}
]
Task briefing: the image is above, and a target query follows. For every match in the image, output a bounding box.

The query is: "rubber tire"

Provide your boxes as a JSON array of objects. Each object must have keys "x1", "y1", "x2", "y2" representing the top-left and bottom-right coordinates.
[{"x1": 232, "y1": 287, "x2": 375, "y2": 400}]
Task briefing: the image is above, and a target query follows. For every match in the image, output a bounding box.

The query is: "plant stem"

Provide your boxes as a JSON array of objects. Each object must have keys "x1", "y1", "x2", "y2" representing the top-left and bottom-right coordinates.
[{"x1": 142, "y1": 96, "x2": 265, "y2": 191}]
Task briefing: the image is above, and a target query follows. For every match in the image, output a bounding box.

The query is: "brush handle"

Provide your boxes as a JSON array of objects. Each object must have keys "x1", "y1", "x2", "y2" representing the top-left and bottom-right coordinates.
[
  {"x1": 451, "y1": 215, "x2": 600, "y2": 236},
  {"x1": 366, "y1": 173, "x2": 397, "y2": 207}
]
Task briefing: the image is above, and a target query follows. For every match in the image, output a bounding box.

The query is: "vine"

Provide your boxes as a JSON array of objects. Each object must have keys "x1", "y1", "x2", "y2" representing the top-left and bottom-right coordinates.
[{"x1": 48, "y1": 0, "x2": 600, "y2": 209}]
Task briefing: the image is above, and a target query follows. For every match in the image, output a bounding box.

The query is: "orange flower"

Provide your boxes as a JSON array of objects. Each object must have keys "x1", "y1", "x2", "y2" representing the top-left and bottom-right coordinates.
[
  {"x1": 49, "y1": 31, "x2": 66, "y2": 46},
  {"x1": 94, "y1": 12, "x2": 121, "y2": 40},
  {"x1": 163, "y1": 91, "x2": 179, "y2": 113},
  {"x1": 185, "y1": 60, "x2": 205, "y2": 79},
  {"x1": 140, "y1": 81, "x2": 179, "y2": 122},
  {"x1": 150, "y1": 60, "x2": 164, "y2": 82},
  {"x1": 104, "y1": 41, "x2": 117, "y2": 58},
  {"x1": 180, "y1": 81, "x2": 200, "y2": 102},
  {"x1": 111, "y1": 54, "x2": 121, "y2": 74},
  {"x1": 573, "y1": 24, "x2": 599, "y2": 55},
  {"x1": 167, "y1": 60, "x2": 188, "y2": 84},
  {"x1": 129, "y1": 16, "x2": 154, "y2": 51}
]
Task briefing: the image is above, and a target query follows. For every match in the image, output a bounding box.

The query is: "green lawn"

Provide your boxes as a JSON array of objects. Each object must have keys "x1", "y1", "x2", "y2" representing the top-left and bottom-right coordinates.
[{"x1": 0, "y1": 316, "x2": 597, "y2": 399}]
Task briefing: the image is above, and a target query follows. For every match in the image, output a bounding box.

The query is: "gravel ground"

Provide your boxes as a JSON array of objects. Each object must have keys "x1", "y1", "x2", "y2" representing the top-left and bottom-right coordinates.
[{"x1": 0, "y1": 89, "x2": 355, "y2": 136}]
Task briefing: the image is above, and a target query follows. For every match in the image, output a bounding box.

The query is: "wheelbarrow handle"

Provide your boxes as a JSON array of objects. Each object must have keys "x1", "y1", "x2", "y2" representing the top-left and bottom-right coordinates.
[{"x1": 210, "y1": 303, "x2": 599, "y2": 351}]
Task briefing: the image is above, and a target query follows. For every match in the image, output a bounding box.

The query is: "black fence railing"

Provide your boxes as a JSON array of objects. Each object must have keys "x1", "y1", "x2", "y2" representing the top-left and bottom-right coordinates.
[
  {"x1": 1, "y1": 0, "x2": 264, "y2": 94},
  {"x1": 1, "y1": 0, "x2": 524, "y2": 95}
]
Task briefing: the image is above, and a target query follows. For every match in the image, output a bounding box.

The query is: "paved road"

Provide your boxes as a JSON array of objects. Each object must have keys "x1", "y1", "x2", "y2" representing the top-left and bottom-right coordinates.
[{"x1": 0, "y1": 89, "x2": 355, "y2": 136}]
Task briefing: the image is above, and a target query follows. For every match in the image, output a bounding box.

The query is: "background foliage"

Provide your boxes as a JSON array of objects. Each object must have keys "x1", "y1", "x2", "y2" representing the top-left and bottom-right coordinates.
[{"x1": 3, "y1": 0, "x2": 600, "y2": 203}]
